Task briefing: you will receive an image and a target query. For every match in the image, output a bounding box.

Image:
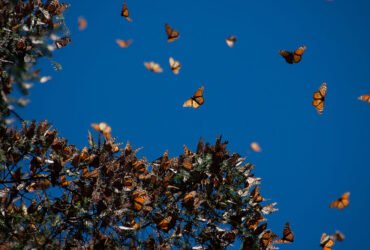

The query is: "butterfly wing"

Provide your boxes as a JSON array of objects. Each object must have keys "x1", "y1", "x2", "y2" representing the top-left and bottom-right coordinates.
[
  {"x1": 165, "y1": 24, "x2": 179, "y2": 42},
  {"x1": 78, "y1": 16, "x2": 87, "y2": 31},
  {"x1": 277, "y1": 223, "x2": 294, "y2": 243},
  {"x1": 121, "y1": 2, "x2": 133, "y2": 22},
  {"x1": 183, "y1": 86, "x2": 204, "y2": 109},
  {"x1": 226, "y1": 36, "x2": 236, "y2": 48},
  {"x1": 312, "y1": 82, "x2": 327, "y2": 114},
  {"x1": 358, "y1": 94, "x2": 370, "y2": 103},
  {"x1": 329, "y1": 192, "x2": 350, "y2": 209},
  {"x1": 116, "y1": 39, "x2": 133, "y2": 48},
  {"x1": 169, "y1": 57, "x2": 181, "y2": 74},
  {"x1": 293, "y1": 46, "x2": 306, "y2": 63},
  {"x1": 279, "y1": 50, "x2": 294, "y2": 64}
]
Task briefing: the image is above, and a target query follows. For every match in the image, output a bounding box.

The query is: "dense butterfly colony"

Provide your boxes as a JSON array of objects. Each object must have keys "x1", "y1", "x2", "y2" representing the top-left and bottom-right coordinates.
[
  {"x1": 0, "y1": 0, "x2": 360, "y2": 249},
  {"x1": 0, "y1": 120, "x2": 286, "y2": 249},
  {"x1": 0, "y1": 0, "x2": 72, "y2": 124}
]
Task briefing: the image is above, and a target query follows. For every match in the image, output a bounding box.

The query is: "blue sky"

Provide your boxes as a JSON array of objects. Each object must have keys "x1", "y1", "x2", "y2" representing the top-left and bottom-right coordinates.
[{"x1": 22, "y1": 0, "x2": 370, "y2": 249}]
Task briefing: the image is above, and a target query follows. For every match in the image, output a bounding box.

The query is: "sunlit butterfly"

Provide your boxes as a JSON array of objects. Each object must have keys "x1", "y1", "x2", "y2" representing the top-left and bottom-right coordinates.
[
  {"x1": 279, "y1": 46, "x2": 306, "y2": 64},
  {"x1": 165, "y1": 23, "x2": 179, "y2": 42},
  {"x1": 183, "y1": 86, "x2": 204, "y2": 109},
  {"x1": 78, "y1": 16, "x2": 87, "y2": 31},
  {"x1": 226, "y1": 36, "x2": 237, "y2": 48},
  {"x1": 276, "y1": 223, "x2": 294, "y2": 243},
  {"x1": 55, "y1": 37, "x2": 72, "y2": 49},
  {"x1": 250, "y1": 142, "x2": 262, "y2": 152},
  {"x1": 116, "y1": 39, "x2": 133, "y2": 48},
  {"x1": 320, "y1": 233, "x2": 335, "y2": 250},
  {"x1": 121, "y1": 1, "x2": 133, "y2": 22},
  {"x1": 312, "y1": 82, "x2": 327, "y2": 115},
  {"x1": 169, "y1": 57, "x2": 181, "y2": 74},
  {"x1": 144, "y1": 61, "x2": 163, "y2": 73},
  {"x1": 358, "y1": 94, "x2": 370, "y2": 104},
  {"x1": 329, "y1": 192, "x2": 350, "y2": 209}
]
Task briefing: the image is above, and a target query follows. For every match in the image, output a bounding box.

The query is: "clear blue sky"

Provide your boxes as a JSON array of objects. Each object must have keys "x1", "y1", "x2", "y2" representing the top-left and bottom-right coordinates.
[{"x1": 23, "y1": 0, "x2": 370, "y2": 249}]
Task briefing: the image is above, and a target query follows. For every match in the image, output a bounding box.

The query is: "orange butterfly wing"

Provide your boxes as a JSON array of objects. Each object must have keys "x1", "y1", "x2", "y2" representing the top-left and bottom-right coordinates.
[
  {"x1": 329, "y1": 192, "x2": 350, "y2": 209},
  {"x1": 312, "y1": 82, "x2": 327, "y2": 114},
  {"x1": 183, "y1": 86, "x2": 204, "y2": 109},
  {"x1": 358, "y1": 94, "x2": 370, "y2": 103},
  {"x1": 293, "y1": 46, "x2": 306, "y2": 63},
  {"x1": 279, "y1": 50, "x2": 293, "y2": 64},
  {"x1": 78, "y1": 16, "x2": 87, "y2": 31},
  {"x1": 276, "y1": 223, "x2": 294, "y2": 243},
  {"x1": 121, "y1": 2, "x2": 132, "y2": 22},
  {"x1": 165, "y1": 24, "x2": 179, "y2": 42}
]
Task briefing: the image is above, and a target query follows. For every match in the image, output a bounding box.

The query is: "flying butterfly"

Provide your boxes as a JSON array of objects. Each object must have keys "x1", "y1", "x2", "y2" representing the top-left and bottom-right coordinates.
[
  {"x1": 183, "y1": 86, "x2": 204, "y2": 109},
  {"x1": 169, "y1": 57, "x2": 181, "y2": 75},
  {"x1": 165, "y1": 23, "x2": 179, "y2": 42},
  {"x1": 116, "y1": 39, "x2": 133, "y2": 48},
  {"x1": 329, "y1": 192, "x2": 350, "y2": 209},
  {"x1": 276, "y1": 223, "x2": 294, "y2": 243},
  {"x1": 55, "y1": 36, "x2": 72, "y2": 49},
  {"x1": 144, "y1": 61, "x2": 163, "y2": 73},
  {"x1": 333, "y1": 231, "x2": 345, "y2": 242},
  {"x1": 121, "y1": 1, "x2": 133, "y2": 22},
  {"x1": 279, "y1": 46, "x2": 307, "y2": 64},
  {"x1": 250, "y1": 142, "x2": 262, "y2": 152},
  {"x1": 78, "y1": 16, "x2": 87, "y2": 31},
  {"x1": 320, "y1": 233, "x2": 335, "y2": 250},
  {"x1": 358, "y1": 94, "x2": 370, "y2": 104},
  {"x1": 312, "y1": 82, "x2": 327, "y2": 115},
  {"x1": 226, "y1": 35, "x2": 237, "y2": 48}
]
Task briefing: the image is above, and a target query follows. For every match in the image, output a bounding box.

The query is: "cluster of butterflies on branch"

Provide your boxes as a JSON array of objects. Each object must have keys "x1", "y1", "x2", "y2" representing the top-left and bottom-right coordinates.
[{"x1": 73, "y1": 1, "x2": 359, "y2": 249}]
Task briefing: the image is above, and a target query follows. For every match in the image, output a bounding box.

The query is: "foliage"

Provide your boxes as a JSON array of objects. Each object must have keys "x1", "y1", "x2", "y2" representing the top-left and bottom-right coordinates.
[
  {"x1": 0, "y1": 121, "x2": 279, "y2": 249},
  {"x1": 0, "y1": 0, "x2": 71, "y2": 124}
]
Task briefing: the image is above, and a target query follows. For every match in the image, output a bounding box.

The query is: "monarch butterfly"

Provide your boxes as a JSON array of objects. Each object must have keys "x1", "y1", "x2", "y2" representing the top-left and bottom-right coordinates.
[
  {"x1": 78, "y1": 16, "x2": 87, "y2": 31},
  {"x1": 250, "y1": 142, "x2": 262, "y2": 152},
  {"x1": 183, "y1": 86, "x2": 204, "y2": 109},
  {"x1": 329, "y1": 192, "x2": 350, "y2": 209},
  {"x1": 157, "y1": 216, "x2": 172, "y2": 232},
  {"x1": 121, "y1": 1, "x2": 133, "y2": 22},
  {"x1": 133, "y1": 190, "x2": 147, "y2": 211},
  {"x1": 169, "y1": 57, "x2": 181, "y2": 75},
  {"x1": 358, "y1": 94, "x2": 370, "y2": 103},
  {"x1": 91, "y1": 122, "x2": 112, "y2": 140},
  {"x1": 312, "y1": 82, "x2": 327, "y2": 115},
  {"x1": 226, "y1": 35, "x2": 237, "y2": 48},
  {"x1": 320, "y1": 233, "x2": 335, "y2": 250},
  {"x1": 276, "y1": 223, "x2": 294, "y2": 243},
  {"x1": 250, "y1": 186, "x2": 264, "y2": 203},
  {"x1": 116, "y1": 39, "x2": 133, "y2": 48},
  {"x1": 144, "y1": 61, "x2": 163, "y2": 73},
  {"x1": 279, "y1": 46, "x2": 307, "y2": 64},
  {"x1": 165, "y1": 23, "x2": 179, "y2": 42},
  {"x1": 259, "y1": 230, "x2": 278, "y2": 248},
  {"x1": 55, "y1": 37, "x2": 72, "y2": 49},
  {"x1": 333, "y1": 231, "x2": 345, "y2": 242}
]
